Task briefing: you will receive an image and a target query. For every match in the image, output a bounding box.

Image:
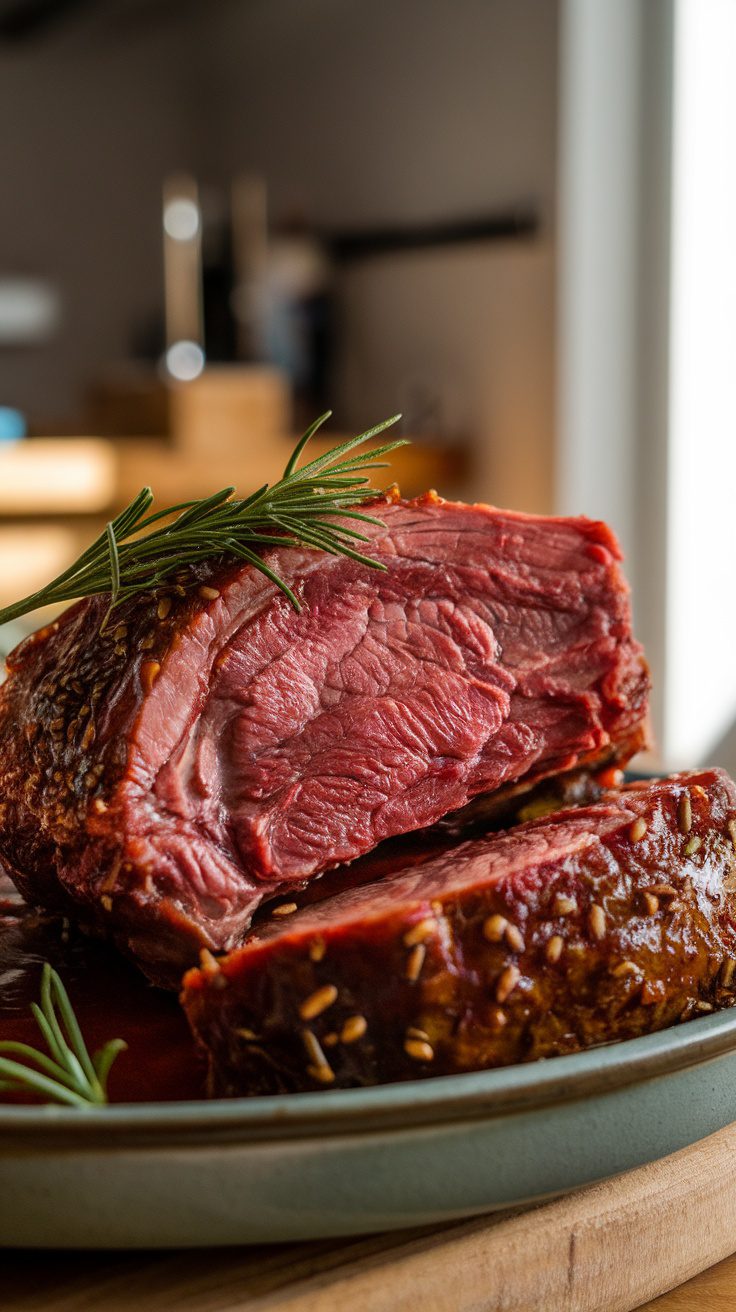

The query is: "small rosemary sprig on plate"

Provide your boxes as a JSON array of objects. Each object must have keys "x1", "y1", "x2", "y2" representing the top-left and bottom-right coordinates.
[
  {"x1": 0, "y1": 963, "x2": 126, "y2": 1108},
  {"x1": 0, "y1": 411, "x2": 405, "y2": 628}
]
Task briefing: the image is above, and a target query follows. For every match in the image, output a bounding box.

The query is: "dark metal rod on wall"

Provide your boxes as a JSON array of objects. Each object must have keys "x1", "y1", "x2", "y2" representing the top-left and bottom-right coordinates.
[{"x1": 325, "y1": 206, "x2": 539, "y2": 261}]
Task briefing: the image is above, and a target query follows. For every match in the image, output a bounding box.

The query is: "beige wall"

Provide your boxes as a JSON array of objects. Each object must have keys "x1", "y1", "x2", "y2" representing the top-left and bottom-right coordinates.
[
  {"x1": 334, "y1": 243, "x2": 555, "y2": 508},
  {"x1": 199, "y1": 0, "x2": 560, "y2": 507},
  {"x1": 198, "y1": 0, "x2": 559, "y2": 229}
]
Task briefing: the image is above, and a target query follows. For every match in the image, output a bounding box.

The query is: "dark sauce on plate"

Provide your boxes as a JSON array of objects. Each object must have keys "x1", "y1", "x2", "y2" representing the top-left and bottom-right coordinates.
[
  {"x1": 0, "y1": 875, "x2": 203, "y2": 1103},
  {"x1": 0, "y1": 769, "x2": 611, "y2": 1105},
  {"x1": 0, "y1": 831, "x2": 453, "y2": 1107}
]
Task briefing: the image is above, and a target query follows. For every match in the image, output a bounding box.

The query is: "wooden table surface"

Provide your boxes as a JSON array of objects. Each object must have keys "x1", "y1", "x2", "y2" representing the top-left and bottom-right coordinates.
[
  {"x1": 5, "y1": 1245, "x2": 735, "y2": 1312},
  {"x1": 4, "y1": 1121, "x2": 736, "y2": 1312},
  {"x1": 4, "y1": 1249, "x2": 733, "y2": 1312},
  {"x1": 645, "y1": 1256, "x2": 736, "y2": 1310},
  {"x1": 0, "y1": 1237, "x2": 731, "y2": 1311}
]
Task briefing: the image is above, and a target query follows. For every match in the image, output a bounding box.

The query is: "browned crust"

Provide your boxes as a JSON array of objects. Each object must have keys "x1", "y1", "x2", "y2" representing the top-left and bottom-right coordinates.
[{"x1": 182, "y1": 772, "x2": 736, "y2": 1095}]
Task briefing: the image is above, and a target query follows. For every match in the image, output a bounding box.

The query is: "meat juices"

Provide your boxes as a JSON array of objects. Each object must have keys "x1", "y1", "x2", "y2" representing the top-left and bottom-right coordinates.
[
  {"x1": 0, "y1": 496, "x2": 649, "y2": 980},
  {"x1": 182, "y1": 771, "x2": 736, "y2": 1095}
]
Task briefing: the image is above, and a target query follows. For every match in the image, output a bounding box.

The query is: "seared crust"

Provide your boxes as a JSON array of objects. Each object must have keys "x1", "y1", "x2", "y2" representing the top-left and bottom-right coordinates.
[
  {"x1": 182, "y1": 770, "x2": 736, "y2": 1095},
  {"x1": 0, "y1": 568, "x2": 232, "y2": 975}
]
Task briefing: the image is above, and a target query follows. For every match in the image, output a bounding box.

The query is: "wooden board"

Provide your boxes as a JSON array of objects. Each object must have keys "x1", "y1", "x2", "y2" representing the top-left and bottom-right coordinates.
[{"x1": 4, "y1": 1120, "x2": 736, "y2": 1311}]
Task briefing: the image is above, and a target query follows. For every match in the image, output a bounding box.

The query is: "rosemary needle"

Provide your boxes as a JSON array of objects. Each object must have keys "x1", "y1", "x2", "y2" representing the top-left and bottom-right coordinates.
[
  {"x1": 0, "y1": 963, "x2": 126, "y2": 1108},
  {"x1": 0, "y1": 412, "x2": 406, "y2": 628}
]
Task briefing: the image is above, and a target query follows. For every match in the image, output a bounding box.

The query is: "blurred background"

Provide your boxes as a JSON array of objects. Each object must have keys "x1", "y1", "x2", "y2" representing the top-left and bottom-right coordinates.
[{"x1": 0, "y1": 0, "x2": 733, "y2": 770}]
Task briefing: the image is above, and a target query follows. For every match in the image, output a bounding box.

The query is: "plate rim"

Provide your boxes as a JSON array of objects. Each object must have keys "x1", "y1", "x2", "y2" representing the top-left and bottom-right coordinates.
[{"x1": 2, "y1": 1006, "x2": 736, "y2": 1147}]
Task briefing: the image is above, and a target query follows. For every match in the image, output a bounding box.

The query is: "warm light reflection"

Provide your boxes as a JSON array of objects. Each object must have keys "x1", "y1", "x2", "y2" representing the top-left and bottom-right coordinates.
[
  {"x1": 162, "y1": 197, "x2": 200, "y2": 242},
  {"x1": 165, "y1": 340, "x2": 206, "y2": 381},
  {"x1": 0, "y1": 440, "x2": 116, "y2": 514},
  {"x1": 0, "y1": 527, "x2": 81, "y2": 609}
]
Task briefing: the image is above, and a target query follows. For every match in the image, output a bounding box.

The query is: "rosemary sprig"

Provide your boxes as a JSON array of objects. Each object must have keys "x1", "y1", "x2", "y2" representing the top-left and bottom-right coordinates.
[
  {"x1": 0, "y1": 412, "x2": 405, "y2": 628},
  {"x1": 0, "y1": 963, "x2": 126, "y2": 1108}
]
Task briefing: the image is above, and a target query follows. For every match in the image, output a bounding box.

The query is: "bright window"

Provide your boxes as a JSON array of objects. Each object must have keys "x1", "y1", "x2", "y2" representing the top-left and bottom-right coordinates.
[{"x1": 666, "y1": 0, "x2": 736, "y2": 763}]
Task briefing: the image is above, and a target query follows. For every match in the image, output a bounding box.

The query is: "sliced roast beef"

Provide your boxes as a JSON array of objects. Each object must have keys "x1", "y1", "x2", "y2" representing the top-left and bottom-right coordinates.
[
  {"x1": 0, "y1": 494, "x2": 649, "y2": 979},
  {"x1": 182, "y1": 770, "x2": 736, "y2": 1095}
]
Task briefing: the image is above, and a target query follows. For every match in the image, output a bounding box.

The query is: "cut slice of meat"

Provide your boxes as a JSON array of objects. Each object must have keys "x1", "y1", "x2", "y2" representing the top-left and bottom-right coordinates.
[
  {"x1": 182, "y1": 770, "x2": 736, "y2": 1095},
  {"x1": 0, "y1": 494, "x2": 649, "y2": 979}
]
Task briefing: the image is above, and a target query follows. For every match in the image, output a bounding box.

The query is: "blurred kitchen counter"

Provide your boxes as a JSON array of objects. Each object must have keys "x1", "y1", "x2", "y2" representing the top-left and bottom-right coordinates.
[
  {"x1": 0, "y1": 363, "x2": 468, "y2": 610},
  {"x1": 112, "y1": 431, "x2": 466, "y2": 506},
  {"x1": 0, "y1": 429, "x2": 467, "y2": 516},
  {"x1": 0, "y1": 431, "x2": 468, "y2": 610}
]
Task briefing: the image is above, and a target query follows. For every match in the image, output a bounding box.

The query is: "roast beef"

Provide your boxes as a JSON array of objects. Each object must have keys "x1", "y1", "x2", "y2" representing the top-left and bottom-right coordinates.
[
  {"x1": 183, "y1": 770, "x2": 736, "y2": 1095},
  {"x1": 0, "y1": 494, "x2": 649, "y2": 979}
]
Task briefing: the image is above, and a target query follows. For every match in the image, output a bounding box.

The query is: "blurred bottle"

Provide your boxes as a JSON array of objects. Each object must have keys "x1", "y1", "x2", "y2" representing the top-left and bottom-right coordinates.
[
  {"x1": 231, "y1": 179, "x2": 333, "y2": 424},
  {"x1": 159, "y1": 174, "x2": 333, "y2": 423}
]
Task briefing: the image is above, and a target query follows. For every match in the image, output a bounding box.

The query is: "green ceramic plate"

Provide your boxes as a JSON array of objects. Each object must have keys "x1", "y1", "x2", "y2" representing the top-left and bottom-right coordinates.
[{"x1": 2, "y1": 1006, "x2": 736, "y2": 1247}]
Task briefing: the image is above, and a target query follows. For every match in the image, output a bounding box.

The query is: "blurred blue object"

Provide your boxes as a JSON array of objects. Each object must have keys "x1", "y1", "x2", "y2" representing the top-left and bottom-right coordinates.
[{"x1": 0, "y1": 407, "x2": 26, "y2": 443}]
